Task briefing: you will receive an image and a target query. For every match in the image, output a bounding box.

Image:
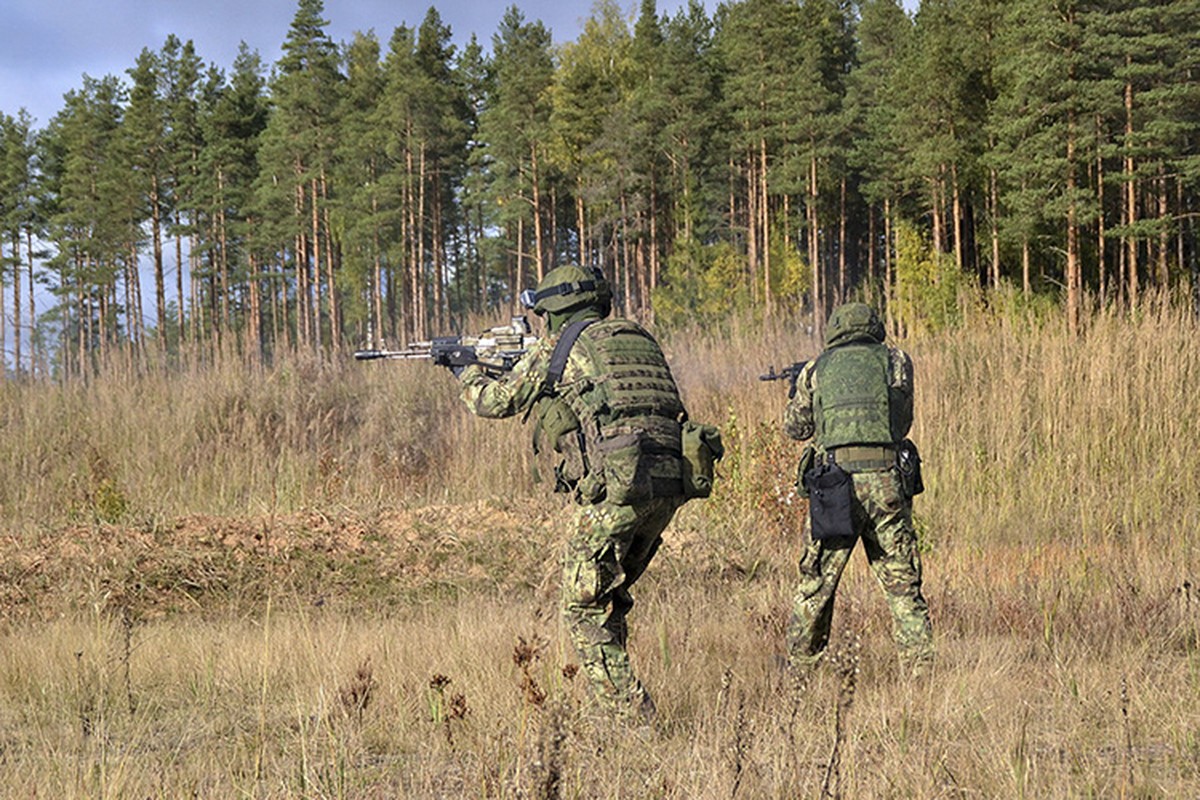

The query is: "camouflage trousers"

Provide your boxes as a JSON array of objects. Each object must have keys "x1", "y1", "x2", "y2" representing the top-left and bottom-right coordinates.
[
  {"x1": 787, "y1": 467, "x2": 933, "y2": 673},
  {"x1": 561, "y1": 496, "x2": 681, "y2": 716}
]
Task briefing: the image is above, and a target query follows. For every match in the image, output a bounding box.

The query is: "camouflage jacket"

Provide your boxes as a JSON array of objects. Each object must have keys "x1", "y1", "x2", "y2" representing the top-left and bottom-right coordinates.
[{"x1": 459, "y1": 334, "x2": 558, "y2": 420}]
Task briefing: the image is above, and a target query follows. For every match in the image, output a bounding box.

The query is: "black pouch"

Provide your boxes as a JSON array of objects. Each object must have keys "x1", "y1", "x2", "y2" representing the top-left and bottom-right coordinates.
[
  {"x1": 803, "y1": 462, "x2": 856, "y2": 540},
  {"x1": 896, "y1": 438, "x2": 924, "y2": 498}
]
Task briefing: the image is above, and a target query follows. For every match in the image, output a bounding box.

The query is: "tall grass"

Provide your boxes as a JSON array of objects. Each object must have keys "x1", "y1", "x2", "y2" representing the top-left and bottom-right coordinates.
[{"x1": 1, "y1": 296, "x2": 1199, "y2": 796}]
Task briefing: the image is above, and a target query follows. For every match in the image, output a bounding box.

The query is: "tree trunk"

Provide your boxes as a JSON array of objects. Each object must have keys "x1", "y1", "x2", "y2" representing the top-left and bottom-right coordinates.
[
  {"x1": 417, "y1": 145, "x2": 428, "y2": 339},
  {"x1": 26, "y1": 229, "x2": 37, "y2": 375},
  {"x1": 1156, "y1": 169, "x2": 1169, "y2": 287},
  {"x1": 1096, "y1": 124, "x2": 1107, "y2": 305},
  {"x1": 867, "y1": 203, "x2": 876, "y2": 304},
  {"x1": 951, "y1": 163, "x2": 964, "y2": 272},
  {"x1": 151, "y1": 172, "x2": 165, "y2": 343},
  {"x1": 531, "y1": 143, "x2": 544, "y2": 280},
  {"x1": 760, "y1": 139, "x2": 771, "y2": 316},
  {"x1": 516, "y1": 215, "x2": 526, "y2": 315},
  {"x1": 838, "y1": 177, "x2": 847, "y2": 305},
  {"x1": 311, "y1": 176, "x2": 323, "y2": 350},
  {"x1": 1124, "y1": 66, "x2": 1139, "y2": 309},
  {"x1": 176, "y1": 215, "x2": 185, "y2": 341},
  {"x1": 990, "y1": 167, "x2": 1001, "y2": 289},
  {"x1": 883, "y1": 198, "x2": 893, "y2": 332},
  {"x1": 746, "y1": 153, "x2": 759, "y2": 306},
  {"x1": 576, "y1": 183, "x2": 587, "y2": 267},
  {"x1": 808, "y1": 152, "x2": 822, "y2": 337},
  {"x1": 9, "y1": 232, "x2": 20, "y2": 374}
]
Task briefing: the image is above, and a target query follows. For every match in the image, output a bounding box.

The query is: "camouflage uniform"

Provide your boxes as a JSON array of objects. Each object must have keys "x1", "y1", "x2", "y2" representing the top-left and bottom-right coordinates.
[
  {"x1": 459, "y1": 267, "x2": 685, "y2": 717},
  {"x1": 784, "y1": 304, "x2": 933, "y2": 674}
]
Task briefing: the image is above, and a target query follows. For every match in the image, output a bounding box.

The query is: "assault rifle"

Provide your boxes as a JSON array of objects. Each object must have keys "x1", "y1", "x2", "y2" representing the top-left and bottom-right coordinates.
[
  {"x1": 354, "y1": 316, "x2": 538, "y2": 374},
  {"x1": 759, "y1": 361, "x2": 809, "y2": 398}
]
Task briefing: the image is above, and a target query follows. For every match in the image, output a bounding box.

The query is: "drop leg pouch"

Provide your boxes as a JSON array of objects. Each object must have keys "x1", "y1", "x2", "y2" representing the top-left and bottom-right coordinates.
[{"x1": 803, "y1": 462, "x2": 855, "y2": 540}]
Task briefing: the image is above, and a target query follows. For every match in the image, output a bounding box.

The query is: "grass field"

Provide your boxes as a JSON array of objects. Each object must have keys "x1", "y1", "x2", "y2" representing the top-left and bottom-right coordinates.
[{"x1": 1, "y1": 296, "x2": 1199, "y2": 797}]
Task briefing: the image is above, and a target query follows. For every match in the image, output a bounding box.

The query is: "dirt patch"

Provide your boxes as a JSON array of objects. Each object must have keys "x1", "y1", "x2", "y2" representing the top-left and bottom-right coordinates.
[{"x1": 0, "y1": 497, "x2": 563, "y2": 622}]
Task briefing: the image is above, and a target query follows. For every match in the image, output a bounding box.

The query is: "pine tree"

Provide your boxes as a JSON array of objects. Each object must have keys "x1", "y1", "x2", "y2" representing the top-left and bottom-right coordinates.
[
  {"x1": 480, "y1": 7, "x2": 556, "y2": 306},
  {"x1": 372, "y1": 24, "x2": 421, "y2": 342},
  {"x1": 0, "y1": 113, "x2": 39, "y2": 373},
  {"x1": 333, "y1": 31, "x2": 387, "y2": 347},
  {"x1": 455, "y1": 34, "x2": 494, "y2": 316},
  {"x1": 413, "y1": 8, "x2": 470, "y2": 333},
  {"x1": 198, "y1": 44, "x2": 269, "y2": 354},
  {"x1": 124, "y1": 48, "x2": 170, "y2": 345},
  {"x1": 256, "y1": 0, "x2": 343, "y2": 350},
  {"x1": 44, "y1": 75, "x2": 129, "y2": 373},
  {"x1": 990, "y1": 0, "x2": 1096, "y2": 331},
  {"x1": 845, "y1": 0, "x2": 913, "y2": 306},
  {"x1": 160, "y1": 35, "x2": 205, "y2": 343}
]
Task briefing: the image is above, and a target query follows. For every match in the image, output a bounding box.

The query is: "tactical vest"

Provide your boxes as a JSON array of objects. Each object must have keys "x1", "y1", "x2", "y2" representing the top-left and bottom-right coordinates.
[
  {"x1": 812, "y1": 342, "x2": 895, "y2": 449},
  {"x1": 536, "y1": 319, "x2": 686, "y2": 504}
]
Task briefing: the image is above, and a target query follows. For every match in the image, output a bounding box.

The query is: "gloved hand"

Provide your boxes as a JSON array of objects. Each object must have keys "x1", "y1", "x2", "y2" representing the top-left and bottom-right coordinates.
[{"x1": 434, "y1": 345, "x2": 477, "y2": 378}]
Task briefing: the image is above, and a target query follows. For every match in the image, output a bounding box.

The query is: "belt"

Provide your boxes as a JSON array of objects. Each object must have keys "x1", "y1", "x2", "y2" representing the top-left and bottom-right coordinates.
[{"x1": 823, "y1": 445, "x2": 896, "y2": 472}]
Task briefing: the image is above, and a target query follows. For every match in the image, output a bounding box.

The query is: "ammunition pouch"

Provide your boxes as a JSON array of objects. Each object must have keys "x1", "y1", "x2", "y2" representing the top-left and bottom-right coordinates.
[
  {"x1": 803, "y1": 462, "x2": 856, "y2": 540},
  {"x1": 896, "y1": 438, "x2": 924, "y2": 499},
  {"x1": 534, "y1": 397, "x2": 580, "y2": 454},
  {"x1": 595, "y1": 432, "x2": 652, "y2": 505},
  {"x1": 532, "y1": 397, "x2": 585, "y2": 493},
  {"x1": 681, "y1": 420, "x2": 724, "y2": 499}
]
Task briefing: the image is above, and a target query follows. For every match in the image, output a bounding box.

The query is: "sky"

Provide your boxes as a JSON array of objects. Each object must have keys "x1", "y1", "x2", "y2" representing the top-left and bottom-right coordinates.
[{"x1": 1, "y1": 0, "x2": 918, "y2": 130}]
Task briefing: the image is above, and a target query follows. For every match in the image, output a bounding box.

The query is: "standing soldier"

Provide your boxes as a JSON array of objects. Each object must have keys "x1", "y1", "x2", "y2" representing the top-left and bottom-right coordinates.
[
  {"x1": 457, "y1": 265, "x2": 719, "y2": 720},
  {"x1": 782, "y1": 302, "x2": 933, "y2": 676}
]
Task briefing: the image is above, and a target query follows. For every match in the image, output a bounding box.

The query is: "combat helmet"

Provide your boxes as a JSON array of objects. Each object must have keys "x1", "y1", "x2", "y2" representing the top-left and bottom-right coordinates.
[
  {"x1": 825, "y1": 302, "x2": 885, "y2": 347},
  {"x1": 521, "y1": 265, "x2": 612, "y2": 318}
]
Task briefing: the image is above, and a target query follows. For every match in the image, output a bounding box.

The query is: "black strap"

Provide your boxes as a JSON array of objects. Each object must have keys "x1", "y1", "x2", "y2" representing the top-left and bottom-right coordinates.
[
  {"x1": 521, "y1": 318, "x2": 598, "y2": 433},
  {"x1": 534, "y1": 280, "x2": 601, "y2": 304},
  {"x1": 545, "y1": 318, "x2": 598, "y2": 389}
]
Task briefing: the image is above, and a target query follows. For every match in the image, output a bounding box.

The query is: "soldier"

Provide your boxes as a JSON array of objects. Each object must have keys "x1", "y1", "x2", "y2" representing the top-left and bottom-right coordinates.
[
  {"x1": 783, "y1": 302, "x2": 933, "y2": 676},
  {"x1": 458, "y1": 265, "x2": 698, "y2": 720}
]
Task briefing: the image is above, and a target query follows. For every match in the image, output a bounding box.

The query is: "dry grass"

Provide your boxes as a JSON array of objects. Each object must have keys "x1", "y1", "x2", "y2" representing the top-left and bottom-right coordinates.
[{"x1": 1, "y1": 295, "x2": 1199, "y2": 796}]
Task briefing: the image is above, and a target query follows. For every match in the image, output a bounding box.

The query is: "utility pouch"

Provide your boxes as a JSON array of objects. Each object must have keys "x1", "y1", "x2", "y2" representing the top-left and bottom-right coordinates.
[
  {"x1": 896, "y1": 438, "x2": 924, "y2": 498},
  {"x1": 795, "y1": 444, "x2": 816, "y2": 499},
  {"x1": 803, "y1": 462, "x2": 856, "y2": 540},
  {"x1": 681, "y1": 421, "x2": 724, "y2": 499},
  {"x1": 596, "y1": 432, "x2": 653, "y2": 505},
  {"x1": 539, "y1": 398, "x2": 580, "y2": 452}
]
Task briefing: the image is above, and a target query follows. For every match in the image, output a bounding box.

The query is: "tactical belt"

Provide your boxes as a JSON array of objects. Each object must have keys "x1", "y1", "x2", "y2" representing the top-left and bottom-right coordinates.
[{"x1": 823, "y1": 445, "x2": 896, "y2": 472}]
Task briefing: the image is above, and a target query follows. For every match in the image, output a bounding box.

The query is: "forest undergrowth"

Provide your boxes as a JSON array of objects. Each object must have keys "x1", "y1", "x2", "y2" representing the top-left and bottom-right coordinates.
[{"x1": 1, "y1": 295, "x2": 1199, "y2": 797}]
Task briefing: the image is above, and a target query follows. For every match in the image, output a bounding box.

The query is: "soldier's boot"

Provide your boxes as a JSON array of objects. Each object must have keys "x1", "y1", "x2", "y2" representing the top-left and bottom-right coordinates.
[{"x1": 894, "y1": 617, "x2": 934, "y2": 679}]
